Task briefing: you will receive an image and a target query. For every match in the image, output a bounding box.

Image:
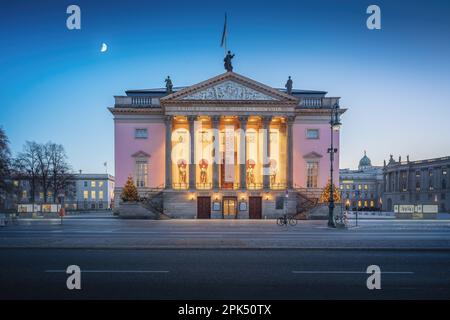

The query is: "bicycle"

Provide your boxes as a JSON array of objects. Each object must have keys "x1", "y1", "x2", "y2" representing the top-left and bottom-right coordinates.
[
  {"x1": 277, "y1": 214, "x2": 297, "y2": 226},
  {"x1": 334, "y1": 211, "x2": 349, "y2": 227}
]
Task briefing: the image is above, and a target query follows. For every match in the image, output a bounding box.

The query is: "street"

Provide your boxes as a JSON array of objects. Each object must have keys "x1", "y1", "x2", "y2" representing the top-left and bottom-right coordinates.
[
  {"x1": 1, "y1": 217, "x2": 450, "y2": 299},
  {"x1": 1, "y1": 248, "x2": 449, "y2": 299}
]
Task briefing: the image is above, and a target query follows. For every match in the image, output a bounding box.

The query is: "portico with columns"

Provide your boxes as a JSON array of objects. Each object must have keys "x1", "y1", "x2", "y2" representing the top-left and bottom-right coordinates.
[{"x1": 110, "y1": 71, "x2": 346, "y2": 219}]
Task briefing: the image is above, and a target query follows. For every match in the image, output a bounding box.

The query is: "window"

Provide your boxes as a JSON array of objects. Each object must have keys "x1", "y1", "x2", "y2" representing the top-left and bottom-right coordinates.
[
  {"x1": 84, "y1": 181, "x2": 88, "y2": 187},
  {"x1": 135, "y1": 160, "x2": 148, "y2": 187},
  {"x1": 275, "y1": 197, "x2": 284, "y2": 209},
  {"x1": 91, "y1": 181, "x2": 96, "y2": 188},
  {"x1": 306, "y1": 162, "x2": 318, "y2": 188},
  {"x1": 22, "y1": 190, "x2": 27, "y2": 199},
  {"x1": 83, "y1": 191, "x2": 88, "y2": 200},
  {"x1": 91, "y1": 191, "x2": 96, "y2": 200},
  {"x1": 364, "y1": 184, "x2": 368, "y2": 190},
  {"x1": 346, "y1": 185, "x2": 350, "y2": 190},
  {"x1": 98, "y1": 181, "x2": 104, "y2": 188},
  {"x1": 306, "y1": 129, "x2": 319, "y2": 139},
  {"x1": 370, "y1": 200, "x2": 374, "y2": 207},
  {"x1": 99, "y1": 191, "x2": 104, "y2": 200},
  {"x1": 358, "y1": 184, "x2": 362, "y2": 190},
  {"x1": 364, "y1": 201, "x2": 368, "y2": 207},
  {"x1": 39, "y1": 192, "x2": 44, "y2": 199},
  {"x1": 135, "y1": 128, "x2": 148, "y2": 139},
  {"x1": 13, "y1": 181, "x2": 19, "y2": 187},
  {"x1": 358, "y1": 200, "x2": 362, "y2": 207}
]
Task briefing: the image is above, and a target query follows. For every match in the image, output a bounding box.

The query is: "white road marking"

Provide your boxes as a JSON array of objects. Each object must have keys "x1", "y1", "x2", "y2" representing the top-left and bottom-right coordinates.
[
  {"x1": 292, "y1": 270, "x2": 414, "y2": 274},
  {"x1": 45, "y1": 269, "x2": 169, "y2": 273}
]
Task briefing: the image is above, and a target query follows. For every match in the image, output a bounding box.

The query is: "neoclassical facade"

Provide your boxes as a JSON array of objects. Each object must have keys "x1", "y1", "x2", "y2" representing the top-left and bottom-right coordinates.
[
  {"x1": 339, "y1": 151, "x2": 384, "y2": 211},
  {"x1": 382, "y1": 155, "x2": 450, "y2": 214},
  {"x1": 110, "y1": 71, "x2": 346, "y2": 218}
]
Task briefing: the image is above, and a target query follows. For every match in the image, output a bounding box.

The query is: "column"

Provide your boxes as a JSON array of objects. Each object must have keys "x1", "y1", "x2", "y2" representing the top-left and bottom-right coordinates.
[
  {"x1": 212, "y1": 115, "x2": 220, "y2": 189},
  {"x1": 164, "y1": 115, "x2": 173, "y2": 189},
  {"x1": 188, "y1": 116, "x2": 196, "y2": 189},
  {"x1": 262, "y1": 116, "x2": 271, "y2": 189},
  {"x1": 287, "y1": 116, "x2": 295, "y2": 189},
  {"x1": 239, "y1": 116, "x2": 248, "y2": 189}
]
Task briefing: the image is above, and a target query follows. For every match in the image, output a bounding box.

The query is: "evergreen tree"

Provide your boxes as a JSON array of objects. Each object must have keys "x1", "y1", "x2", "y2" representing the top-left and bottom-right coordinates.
[
  {"x1": 320, "y1": 180, "x2": 341, "y2": 203},
  {"x1": 121, "y1": 176, "x2": 139, "y2": 202}
]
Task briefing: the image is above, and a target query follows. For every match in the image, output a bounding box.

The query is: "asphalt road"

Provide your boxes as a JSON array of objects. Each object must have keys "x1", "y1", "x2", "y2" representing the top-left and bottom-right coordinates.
[
  {"x1": 1, "y1": 248, "x2": 449, "y2": 299},
  {"x1": 1, "y1": 218, "x2": 450, "y2": 249}
]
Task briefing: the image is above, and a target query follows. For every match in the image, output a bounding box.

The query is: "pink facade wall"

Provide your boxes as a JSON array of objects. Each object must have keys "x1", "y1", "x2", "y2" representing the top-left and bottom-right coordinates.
[
  {"x1": 293, "y1": 123, "x2": 340, "y2": 188},
  {"x1": 114, "y1": 122, "x2": 165, "y2": 189}
]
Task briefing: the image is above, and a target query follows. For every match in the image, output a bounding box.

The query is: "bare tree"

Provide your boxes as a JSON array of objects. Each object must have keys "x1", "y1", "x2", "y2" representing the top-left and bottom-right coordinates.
[
  {"x1": 48, "y1": 143, "x2": 73, "y2": 203},
  {"x1": 15, "y1": 141, "x2": 74, "y2": 204},
  {"x1": 14, "y1": 141, "x2": 40, "y2": 204},
  {"x1": 0, "y1": 127, "x2": 11, "y2": 208},
  {"x1": 35, "y1": 142, "x2": 52, "y2": 203}
]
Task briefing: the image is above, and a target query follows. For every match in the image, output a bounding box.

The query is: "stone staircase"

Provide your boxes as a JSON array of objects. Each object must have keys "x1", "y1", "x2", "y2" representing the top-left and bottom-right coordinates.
[
  {"x1": 294, "y1": 188, "x2": 321, "y2": 220},
  {"x1": 141, "y1": 186, "x2": 169, "y2": 219}
]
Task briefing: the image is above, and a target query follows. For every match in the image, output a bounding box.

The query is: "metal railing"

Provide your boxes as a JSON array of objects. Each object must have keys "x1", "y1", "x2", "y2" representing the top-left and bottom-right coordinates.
[
  {"x1": 172, "y1": 183, "x2": 189, "y2": 190},
  {"x1": 196, "y1": 183, "x2": 213, "y2": 190},
  {"x1": 270, "y1": 183, "x2": 287, "y2": 190}
]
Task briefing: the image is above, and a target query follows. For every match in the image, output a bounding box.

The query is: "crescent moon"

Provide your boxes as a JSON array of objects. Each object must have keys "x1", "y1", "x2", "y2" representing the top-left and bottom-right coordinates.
[{"x1": 100, "y1": 43, "x2": 108, "y2": 53}]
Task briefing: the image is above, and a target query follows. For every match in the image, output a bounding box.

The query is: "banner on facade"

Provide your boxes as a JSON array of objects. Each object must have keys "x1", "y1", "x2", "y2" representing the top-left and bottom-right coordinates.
[{"x1": 224, "y1": 125, "x2": 235, "y2": 182}]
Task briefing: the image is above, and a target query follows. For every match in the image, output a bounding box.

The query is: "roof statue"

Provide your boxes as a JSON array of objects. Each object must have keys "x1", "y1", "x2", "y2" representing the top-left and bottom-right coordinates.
[
  {"x1": 165, "y1": 76, "x2": 173, "y2": 94},
  {"x1": 224, "y1": 50, "x2": 235, "y2": 72},
  {"x1": 285, "y1": 76, "x2": 293, "y2": 95}
]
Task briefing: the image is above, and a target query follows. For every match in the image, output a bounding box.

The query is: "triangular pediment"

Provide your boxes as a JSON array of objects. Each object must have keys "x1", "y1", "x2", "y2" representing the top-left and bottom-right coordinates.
[
  {"x1": 161, "y1": 72, "x2": 298, "y2": 103},
  {"x1": 303, "y1": 152, "x2": 323, "y2": 159},
  {"x1": 132, "y1": 150, "x2": 150, "y2": 158}
]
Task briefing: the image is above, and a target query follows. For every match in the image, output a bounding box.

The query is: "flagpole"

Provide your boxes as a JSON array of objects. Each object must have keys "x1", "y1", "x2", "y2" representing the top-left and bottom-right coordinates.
[{"x1": 222, "y1": 13, "x2": 228, "y2": 56}]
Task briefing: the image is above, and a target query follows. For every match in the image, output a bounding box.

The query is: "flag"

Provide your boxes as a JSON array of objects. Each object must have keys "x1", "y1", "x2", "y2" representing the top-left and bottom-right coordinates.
[{"x1": 220, "y1": 13, "x2": 227, "y2": 47}]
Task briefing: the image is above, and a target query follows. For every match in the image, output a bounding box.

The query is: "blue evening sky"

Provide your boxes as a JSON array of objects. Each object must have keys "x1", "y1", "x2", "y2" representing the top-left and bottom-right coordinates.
[{"x1": 1, "y1": 0, "x2": 450, "y2": 173}]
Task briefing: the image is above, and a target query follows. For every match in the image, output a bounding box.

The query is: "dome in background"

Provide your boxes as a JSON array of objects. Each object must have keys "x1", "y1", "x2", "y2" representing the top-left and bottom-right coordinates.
[{"x1": 358, "y1": 150, "x2": 372, "y2": 170}]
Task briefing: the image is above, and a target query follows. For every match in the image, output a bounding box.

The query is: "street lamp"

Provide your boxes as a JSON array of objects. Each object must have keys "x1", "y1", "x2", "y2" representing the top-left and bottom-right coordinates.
[{"x1": 327, "y1": 103, "x2": 341, "y2": 228}]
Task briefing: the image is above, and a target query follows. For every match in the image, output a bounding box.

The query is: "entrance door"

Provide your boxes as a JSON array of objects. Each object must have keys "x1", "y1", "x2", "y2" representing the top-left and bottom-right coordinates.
[
  {"x1": 223, "y1": 197, "x2": 237, "y2": 217},
  {"x1": 249, "y1": 196, "x2": 262, "y2": 219},
  {"x1": 197, "y1": 196, "x2": 211, "y2": 219}
]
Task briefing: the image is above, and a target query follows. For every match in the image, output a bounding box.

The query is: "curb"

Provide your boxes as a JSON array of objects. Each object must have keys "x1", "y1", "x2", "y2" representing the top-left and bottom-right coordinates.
[{"x1": 1, "y1": 245, "x2": 450, "y2": 251}]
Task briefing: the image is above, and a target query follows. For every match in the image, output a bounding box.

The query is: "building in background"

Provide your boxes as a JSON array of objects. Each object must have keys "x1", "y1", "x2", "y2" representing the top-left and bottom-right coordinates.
[
  {"x1": 74, "y1": 174, "x2": 115, "y2": 210},
  {"x1": 110, "y1": 70, "x2": 346, "y2": 219},
  {"x1": 339, "y1": 151, "x2": 383, "y2": 211},
  {"x1": 382, "y1": 155, "x2": 450, "y2": 214},
  {"x1": 5, "y1": 173, "x2": 115, "y2": 211}
]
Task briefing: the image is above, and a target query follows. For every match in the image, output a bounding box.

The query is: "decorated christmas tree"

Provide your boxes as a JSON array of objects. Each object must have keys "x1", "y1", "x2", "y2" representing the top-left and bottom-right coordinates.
[
  {"x1": 320, "y1": 180, "x2": 341, "y2": 203},
  {"x1": 121, "y1": 176, "x2": 140, "y2": 202}
]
